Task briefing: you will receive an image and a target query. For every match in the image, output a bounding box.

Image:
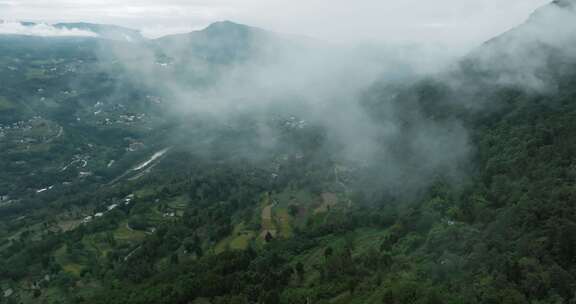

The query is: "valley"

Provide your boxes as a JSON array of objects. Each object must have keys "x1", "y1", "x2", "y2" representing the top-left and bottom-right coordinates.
[{"x1": 2, "y1": 2, "x2": 576, "y2": 303}]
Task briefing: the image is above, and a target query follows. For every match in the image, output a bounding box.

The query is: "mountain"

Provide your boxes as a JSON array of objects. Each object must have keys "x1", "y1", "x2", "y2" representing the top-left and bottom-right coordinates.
[
  {"x1": 3, "y1": 2, "x2": 576, "y2": 304},
  {"x1": 481, "y1": 0, "x2": 576, "y2": 51},
  {"x1": 553, "y1": 0, "x2": 576, "y2": 8},
  {"x1": 0, "y1": 21, "x2": 282, "y2": 124},
  {"x1": 461, "y1": 0, "x2": 576, "y2": 89},
  {"x1": 154, "y1": 21, "x2": 309, "y2": 66},
  {"x1": 156, "y1": 21, "x2": 262, "y2": 64}
]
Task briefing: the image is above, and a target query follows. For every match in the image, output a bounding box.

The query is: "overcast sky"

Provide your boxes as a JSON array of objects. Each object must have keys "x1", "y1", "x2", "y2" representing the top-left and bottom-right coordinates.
[{"x1": 0, "y1": 0, "x2": 550, "y2": 47}]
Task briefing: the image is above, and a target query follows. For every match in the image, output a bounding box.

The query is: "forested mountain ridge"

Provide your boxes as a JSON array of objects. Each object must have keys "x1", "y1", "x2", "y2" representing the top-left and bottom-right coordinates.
[
  {"x1": 1, "y1": 1, "x2": 576, "y2": 304},
  {"x1": 461, "y1": 0, "x2": 576, "y2": 94}
]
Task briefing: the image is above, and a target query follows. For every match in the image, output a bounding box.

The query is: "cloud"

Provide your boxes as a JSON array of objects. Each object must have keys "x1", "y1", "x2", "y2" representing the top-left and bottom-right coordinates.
[
  {"x1": 0, "y1": 0, "x2": 18, "y2": 6},
  {"x1": 0, "y1": 0, "x2": 562, "y2": 197},
  {"x1": 96, "y1": 1, "x2": 571, "y2": 196},
  {"x1": 95, "y1": 22, "x2": 475, "y2": 197},
  {"x1": 0, "y1": 21, "x2": 99, "y2": 37},
  {"x1": 0, "y1": 0, "x2": 550, "y2": 46}
]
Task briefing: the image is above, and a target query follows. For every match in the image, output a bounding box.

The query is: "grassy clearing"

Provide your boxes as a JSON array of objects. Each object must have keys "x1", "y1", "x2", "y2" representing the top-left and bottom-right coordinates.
[
  {"x1": 168, "y1": 195, "x2": 188, "y2": 209},
  {"x1": 53, "y1": 245, "x2": 66, "y2": 262},
  {"x1": 275, "y1": 189, "x2": 315, "y2": 207},
  {"x1": 287, "y1": 228, "x2": 390, "y2": 283},
  {"x1": 351, "y1": 228, "x2": 390, "y2": 255},
  {"x1": 273, "y1": 189, "x2": 317, "y2": 228},
  {"x1": 84, "y1": 234, "x2": 114, "y2": 259},
  {"x1": 62, "y1": 264, "x2": 83, "y2": 276},
  {"x1": 276, "y1": 208, "x2": 293, "y2": 238},
  {"x1": 135, "y1": 187, "x2": 156, "y2": 198},
  {"x1": 114, "y1": 222, "x2": 146, "y2": 242},
  {"x1": 314, "y1": 192, "x2": 338, "y2": 214},
  {"x1": 39, "y1": 287, "x2": 68, "y2": 304},
  {"x1": 53, "y1": 245, "x2": 83, "y2": 277},
  {"x1": 216, "y1": 222, "x2": 256, "y2": 253},
  {"x1": 259, "y1": 198, "x2": 278, "y2": 243},
  {"x1": 229, "y1": 231, "x2": 255, "y2": 249},
  {"x1": 166, "y1": 195, "x2": 189, "y2": 217},
  {"x1": 148, "y1": 206, "x2": 167, "y2": 223},
  {"x1": 261, "y1": 205, "x2": 275, "y2": 230},
  {"x1": 25, "y1": 68, "x2": 51, "y2": 80},
  {"x1": 57, "y1": 220, "x2": 81, "y2": 232}
]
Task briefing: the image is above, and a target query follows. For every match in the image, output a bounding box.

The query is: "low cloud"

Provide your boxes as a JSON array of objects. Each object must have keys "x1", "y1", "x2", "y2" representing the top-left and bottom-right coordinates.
[
  {"x1": 97, "y1": 22, "x2": 472, "y2": 197},
  {"x1": 0, "y1": 21, "x2": 99, "y2": 37}
]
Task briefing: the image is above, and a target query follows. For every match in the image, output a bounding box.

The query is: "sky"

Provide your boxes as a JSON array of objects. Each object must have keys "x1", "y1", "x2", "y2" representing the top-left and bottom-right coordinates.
[{"x1": 0, "y1": 0, "x2": 551, "y2": 47}]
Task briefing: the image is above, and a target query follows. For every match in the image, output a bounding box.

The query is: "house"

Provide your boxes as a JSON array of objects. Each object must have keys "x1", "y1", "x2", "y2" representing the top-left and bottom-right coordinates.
[
  {"x1": 3, "y1": 288, "x2": 14, "y2": 298},
  {"x1": 79, "y1": 172, "x2": 93, "y2": 178},
  {"x1": 124, "y1": 195, "x2": 134, "y2": 205}
]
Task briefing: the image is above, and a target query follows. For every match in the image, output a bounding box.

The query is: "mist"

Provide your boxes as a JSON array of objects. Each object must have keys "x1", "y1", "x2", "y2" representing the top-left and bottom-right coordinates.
[
  {"x1": 457, "y1": 1, "x2": 576, "y2": 94},
  {"x1": 20, "y1": 0, "x2": 567, "y2": 199},
  {"x1": 90, "y1": 1, "x2": 576, "y2": 199},
  {"x1": 0, "y1": 20, "x2": 99, "y2": 37},
  {"x1": 89, "y1": 21, "x2": 473, "y2": 198}
]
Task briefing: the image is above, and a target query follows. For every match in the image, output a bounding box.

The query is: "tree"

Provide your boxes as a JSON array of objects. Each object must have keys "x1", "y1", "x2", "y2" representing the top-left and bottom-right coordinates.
[
  {"x1": 324, "y1": 247, "x2": 333, "y2": 261},
  {"x1": 262, "y1": 290, "x2": 280, "y2": 304},
  {"x1": 344, "y1": 232, "x2": 356, "y2": 251},
  {"x1": 382, "y1": 289, "x2": 395, "y2": 304},
  {"x1": 288, "y1": 205, "x2": 299, "y2": 217},
  {"x1": 170, "y1": 253, "x2": 179, "y2": 265},
  {"x1": 348, "y1": 279, "x2": 358, "y2": 295},
  {"x1": 265, "y1": 232, "x2": 274, "y2": 243},
  {"x1": 558, "y1": 223, "x2": 576, "y2": 266},
  {"x1": 295, "y1": 262, "x2": 305, "y2": 283}
]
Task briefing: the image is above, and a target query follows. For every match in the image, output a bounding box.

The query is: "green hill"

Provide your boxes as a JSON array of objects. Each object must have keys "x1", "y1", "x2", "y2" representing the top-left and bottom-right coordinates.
[{"x1": 2, "y1": 1, "x2": 576, "y2": 303}]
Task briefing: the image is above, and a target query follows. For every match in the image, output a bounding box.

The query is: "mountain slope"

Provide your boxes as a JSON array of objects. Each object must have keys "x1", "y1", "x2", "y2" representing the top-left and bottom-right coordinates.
[
  {"x1": 3, "y1": 2, "x2": 576, "y2": 304},
  {"x1": 154, "y1": 21, "x2": 303, "y2": 65},
  {"x1": 461, "y1": 0, "x2": 576, "y2": 91}
]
